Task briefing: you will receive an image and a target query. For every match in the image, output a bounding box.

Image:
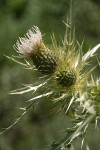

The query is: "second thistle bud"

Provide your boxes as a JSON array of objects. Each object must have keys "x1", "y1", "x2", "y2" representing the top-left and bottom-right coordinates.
[{"x1": 56, "y1": 69, "x2": 76, "y2": 87}]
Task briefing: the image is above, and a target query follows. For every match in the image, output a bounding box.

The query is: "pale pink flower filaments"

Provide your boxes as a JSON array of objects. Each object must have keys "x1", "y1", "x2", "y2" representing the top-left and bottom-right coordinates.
[{"x1": 14, "y1": 26, "x2": 43, "y2": 57}]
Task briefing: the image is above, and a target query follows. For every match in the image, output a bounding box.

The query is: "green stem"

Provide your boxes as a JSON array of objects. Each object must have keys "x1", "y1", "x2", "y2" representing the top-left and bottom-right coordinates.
[
  {"x1": 50, "y1": 113, "x2": 96, "y2": 150},
  {"x1": 69, "y1": 114, "x2": 96, "y2": 143}
]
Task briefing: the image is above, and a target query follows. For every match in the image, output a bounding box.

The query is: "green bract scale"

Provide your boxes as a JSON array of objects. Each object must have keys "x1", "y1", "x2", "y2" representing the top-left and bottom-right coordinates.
[
  {"x1": 31, "y1": 49, "x2": 58, "y2": 74},
  {"x1": 56, "y1": 69, "x2": 76, "y2": 87}
]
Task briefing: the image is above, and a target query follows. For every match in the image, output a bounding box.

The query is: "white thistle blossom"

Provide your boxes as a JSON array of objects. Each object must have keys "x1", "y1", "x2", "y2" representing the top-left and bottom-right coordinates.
[{"x1": 13, "y1": 26, "x2": 43, "y2": 57}]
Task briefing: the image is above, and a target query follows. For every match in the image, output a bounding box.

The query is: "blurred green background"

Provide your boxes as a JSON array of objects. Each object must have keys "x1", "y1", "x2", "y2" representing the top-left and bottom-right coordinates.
[{"x1": 0, "y1": 0, "x2": 100, "y2": 150}]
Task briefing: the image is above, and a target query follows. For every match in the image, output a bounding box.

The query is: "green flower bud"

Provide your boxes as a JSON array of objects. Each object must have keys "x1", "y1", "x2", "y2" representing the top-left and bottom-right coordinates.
[
  {"x1": 31, "y1": 49, "x2": 58, "y2": 74},
  {"x1": 56, "y1": 69, "x2": 76, "y2": 87}
]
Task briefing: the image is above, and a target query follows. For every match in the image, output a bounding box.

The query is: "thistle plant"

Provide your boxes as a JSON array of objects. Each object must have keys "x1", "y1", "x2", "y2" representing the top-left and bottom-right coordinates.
[{"x1": 1, "y1": 3, "x2": 100, "y2": 150}]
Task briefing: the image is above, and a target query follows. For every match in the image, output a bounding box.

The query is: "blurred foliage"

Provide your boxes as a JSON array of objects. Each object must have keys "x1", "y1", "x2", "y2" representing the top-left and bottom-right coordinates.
[{"x1": 0, "y1": 0, "x2": 100, "y2": 150}]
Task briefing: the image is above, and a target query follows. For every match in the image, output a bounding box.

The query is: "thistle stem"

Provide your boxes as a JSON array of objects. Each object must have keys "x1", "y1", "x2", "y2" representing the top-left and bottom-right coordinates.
[
  {"x1": 70, "y1": 113, "x2": 96, "y2": 142},
  {"x1": 50, "y1": 113, "x2": 96, "y2": 150}
]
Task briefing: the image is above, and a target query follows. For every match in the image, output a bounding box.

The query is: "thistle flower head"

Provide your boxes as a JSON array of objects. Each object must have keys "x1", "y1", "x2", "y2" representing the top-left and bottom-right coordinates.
[
  {"x1": 2, "y1": 21, "x2": 100, "y2": 150},
  {"x1": 14, "y1": 26, "x2": 43, "y2": 57},
  {"x1": 2, "y1": 2, "x2": 100, "y2": 147},
  {"x1": 13, "y1": 26, "x2": 58, "y2": 75},
  {"x1": 11, "y1": 24, "x2": 100, "y2": 114}
]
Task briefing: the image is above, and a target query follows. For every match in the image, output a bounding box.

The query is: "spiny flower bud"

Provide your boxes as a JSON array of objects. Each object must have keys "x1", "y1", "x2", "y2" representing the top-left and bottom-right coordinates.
[
  {"x1": 14, "y1": 26, "x2": 58, "y2": 74},
  {"x1": 31, "y1": 49, "x2": 58, "y2": 74},
  {"x1": 56, "y1": 69, "x2": 76, "y2": 87}
]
